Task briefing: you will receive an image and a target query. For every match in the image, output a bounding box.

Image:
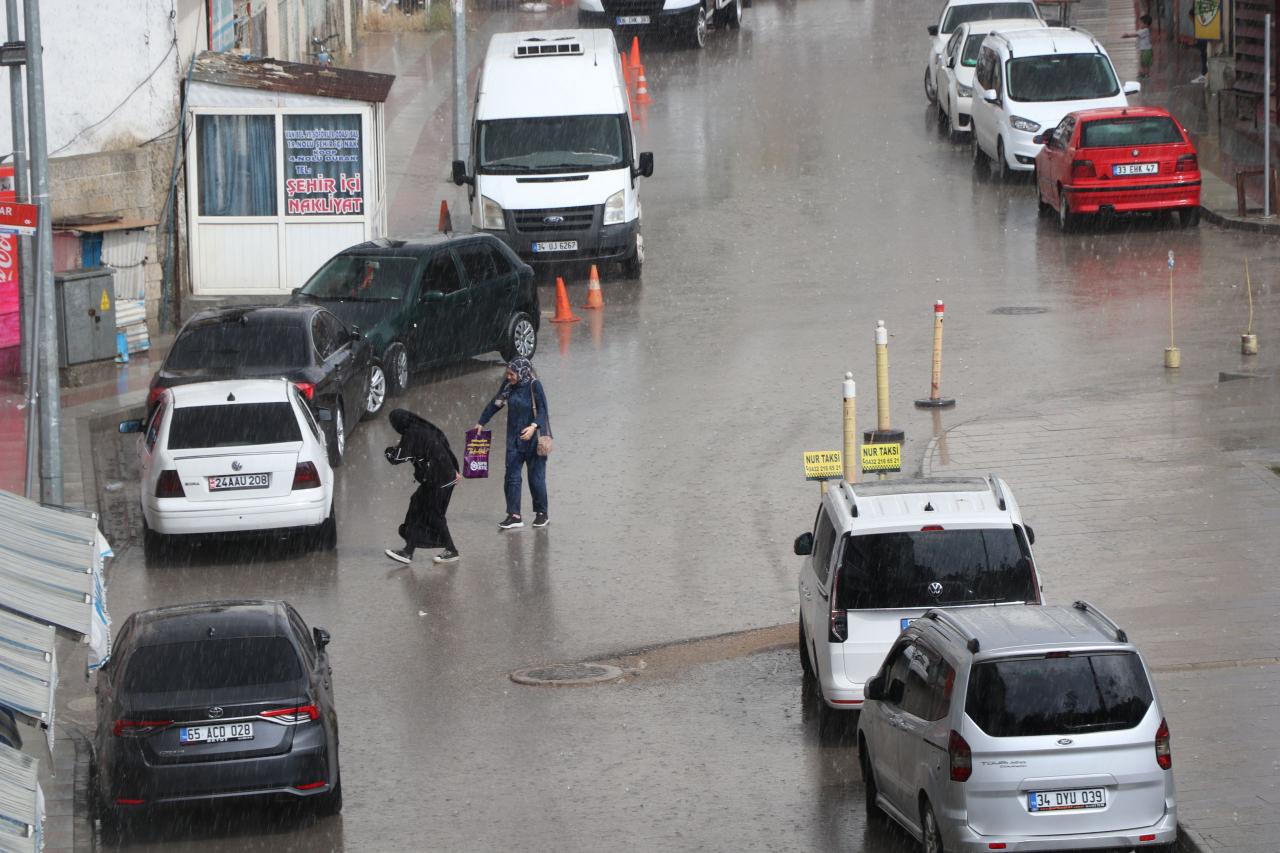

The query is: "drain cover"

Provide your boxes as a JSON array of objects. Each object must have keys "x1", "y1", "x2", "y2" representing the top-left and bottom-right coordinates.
[
  {"x1": 991, "y1": 306, "x2": 1049, "y2": 315},
  {"x1": 510, "y1": 662, "x2": 624, "y2": 686}
]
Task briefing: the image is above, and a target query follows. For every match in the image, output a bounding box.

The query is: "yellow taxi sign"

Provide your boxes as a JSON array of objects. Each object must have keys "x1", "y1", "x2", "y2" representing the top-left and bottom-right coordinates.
[
  {"x1": 803, "y1": 450, "x2": 843, "y2": 481},
  {"x1": 861, "y1": 442, "x2": 902, "y2": 472}
]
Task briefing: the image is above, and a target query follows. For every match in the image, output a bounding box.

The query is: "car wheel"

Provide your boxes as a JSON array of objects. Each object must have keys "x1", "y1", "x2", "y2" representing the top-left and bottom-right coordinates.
[
  {"x1": 799, "y1": 622, "x2": 814, "y2": 678},
  {"x1": 499, "y1": 312, "x2": 538, "y2": 361},
  {"x1": 971, "y1": 132, "x2": 987, "y2": 170},
  {"x1": 1035, "y1": 172, "x2": 1053, "y2": 216},
  {"x1": 621, "y1": 230, "x2": 643, "y2": 279},
  {"x1": 921, "y1": 799, "x2": 946, "y2": 853},
  {"x1": 936, "y1": 101, "x2": 949, "y2": 136},
  {"x1": 924, "y1": 67, "x2": 937, "y2": 103},
  {"x1": 716, "y1": 0, "x2": 742, "y2": 29},
  {"x1": 1180, "y1": 206, "x2": 1201, "y2": 228},
  {"x1": 361, "y1": 363, "x2": 386, "y2": 421},
  {"x1": 383, "y1": 343, "x2": 409, "y2": 397},
  {"x1": 313, "y1": 776, "x2": 343, "y2": 816},
  {"x1": 312, "y1": 501, "x2": 337, "y2": 551},
  {"x1": 996, "y1": 137, "x2": 1013, "y2": 181},
  {"x1": 1058, "y1": 189, "x2": 1076, "y2": 233},
  {"x1": 860, "y1": 744, "x2": 884, "y2": 821},
  {"x1": 687, "y1": 5, "x2": 707, "y2": 48},
  {"x1": 324, "y1": 402, "x2": 346, "y2": 468}
]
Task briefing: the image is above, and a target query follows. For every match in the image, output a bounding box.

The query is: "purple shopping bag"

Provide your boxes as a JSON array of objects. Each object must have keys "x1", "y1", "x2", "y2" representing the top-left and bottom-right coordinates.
[{"x1": 463, "y1": 428, "x2": 492, "y2": 479}]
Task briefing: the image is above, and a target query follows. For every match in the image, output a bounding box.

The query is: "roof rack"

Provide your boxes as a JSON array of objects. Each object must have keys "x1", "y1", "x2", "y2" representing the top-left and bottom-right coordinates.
[
  {"x1": 1071, "y1": 600, "x2": 1128, "y2": 643},
  {"x1": 923, "y1": 610, "x2": 980, "y2": 653},
  {"x1": 988, "y1": 474, "x2": 1007, "y2": 510}
]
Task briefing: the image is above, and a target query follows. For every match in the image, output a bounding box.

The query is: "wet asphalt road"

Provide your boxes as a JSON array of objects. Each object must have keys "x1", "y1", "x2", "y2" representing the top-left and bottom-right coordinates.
[{"x1": 95, "y1": 0, "x2": 1280, "y2": 849}]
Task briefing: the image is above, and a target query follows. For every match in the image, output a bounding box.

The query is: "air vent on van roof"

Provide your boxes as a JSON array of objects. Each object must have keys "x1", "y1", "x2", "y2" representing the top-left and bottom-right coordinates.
[{"x1": 515, "y1": 38, "x2": 583, "y2": 58}]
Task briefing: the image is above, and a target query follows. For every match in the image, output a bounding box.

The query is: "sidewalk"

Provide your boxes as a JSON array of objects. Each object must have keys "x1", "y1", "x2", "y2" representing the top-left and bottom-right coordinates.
[{"x1": 1076, "y1": 0, "x2": 1280, "y2": 234}]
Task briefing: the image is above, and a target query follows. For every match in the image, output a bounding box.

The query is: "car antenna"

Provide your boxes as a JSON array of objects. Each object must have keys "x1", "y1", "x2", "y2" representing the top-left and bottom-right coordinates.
[{"x1": 227, "y1": 392, "x2": 236, "y2": 402}]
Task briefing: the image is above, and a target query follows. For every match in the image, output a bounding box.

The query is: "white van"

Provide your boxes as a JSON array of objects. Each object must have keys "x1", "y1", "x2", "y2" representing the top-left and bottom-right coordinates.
[
  {"x1": 970, "y1": 27, "x2": 1139, "y2": 177},
  {"x1": 452, "y1": 30, "x2": 653, "y2": 278}
]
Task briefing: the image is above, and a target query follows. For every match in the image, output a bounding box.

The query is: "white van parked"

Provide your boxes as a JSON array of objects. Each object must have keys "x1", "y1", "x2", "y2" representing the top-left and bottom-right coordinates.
[
  {"x1": 577, "y1": 0, "x2": 745, "y2": 49},
  {"x1": 452, "y1": 30, "x2": 653, "y2": 278}
]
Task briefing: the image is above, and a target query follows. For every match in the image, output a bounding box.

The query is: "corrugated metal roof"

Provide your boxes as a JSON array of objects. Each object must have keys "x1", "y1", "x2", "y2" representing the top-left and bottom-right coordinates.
[
  {"x1": 0, "y1": 611, "x2": 56, "y2": 753},
  {"x1": 0, "y1": 744, "x2": 41, "y2": 852},
  {"x1": 191, "y1": 51, "x2": 395, "y2": 103}
]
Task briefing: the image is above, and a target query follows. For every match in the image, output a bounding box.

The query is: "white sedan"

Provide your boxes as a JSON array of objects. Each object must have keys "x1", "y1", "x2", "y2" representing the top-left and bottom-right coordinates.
[
  {"x1": 122, "y1": 379, "x2": 336, "y2": 556},
  {"x1": 935, "y1": 18, "x2": 1047, "y2": 138},
  {"x1": 924, "y1": 0, "x2": 1042, "y2": 102}
]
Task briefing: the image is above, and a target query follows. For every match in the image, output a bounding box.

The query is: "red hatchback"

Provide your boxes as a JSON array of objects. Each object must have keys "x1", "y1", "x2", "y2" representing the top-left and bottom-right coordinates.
[{"x1": 1033, "y1": 106, "x2": 1201, "y2": 231}]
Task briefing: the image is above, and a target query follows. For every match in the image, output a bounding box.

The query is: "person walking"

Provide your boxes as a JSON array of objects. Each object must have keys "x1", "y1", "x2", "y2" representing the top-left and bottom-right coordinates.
[
  {"x1": 472, "y1": 357, "x2": 551, "y2": 530},
  {"x1": 384, "y1": 409, "x2": 461, "y2": 564}
]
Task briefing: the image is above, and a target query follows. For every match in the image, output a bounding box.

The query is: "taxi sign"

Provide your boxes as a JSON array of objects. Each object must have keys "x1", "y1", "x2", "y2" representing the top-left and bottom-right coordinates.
[
  {"x1": 861, "y1": 442, "x2": 901, "y2": 473},
  {"x1": 803, "y1": 450, "x2": 842, "y2": 481}
]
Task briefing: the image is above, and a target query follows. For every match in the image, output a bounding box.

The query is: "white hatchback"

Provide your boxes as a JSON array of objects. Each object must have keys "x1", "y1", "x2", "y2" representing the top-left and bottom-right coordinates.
[
  {"x1": 935, "y1": 18, "x2": 1047, "y2": 139},
  {"x1": 122, "y1": 379, "x2": 336, "y2": 555},
  {"x1": 924, "y1": 0, "x2": 1042, "y2": 103}
]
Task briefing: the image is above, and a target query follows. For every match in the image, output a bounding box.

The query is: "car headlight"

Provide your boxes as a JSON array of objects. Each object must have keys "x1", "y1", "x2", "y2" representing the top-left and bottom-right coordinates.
[
  {"x1": 957, "y1": 82, "x2": 973, "y2": 98},
  {"x1": 1010, "y1": 116, "x2": 1041, "y2": 133},
  {"x1": 603, "y1": 190, "x2": 626, "y2": 226},
  {"x1": 480, "y1": 195, "x2": 504, "y2": 230}
]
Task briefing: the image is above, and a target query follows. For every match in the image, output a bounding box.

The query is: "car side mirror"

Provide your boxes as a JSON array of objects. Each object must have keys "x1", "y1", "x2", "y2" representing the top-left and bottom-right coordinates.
[
  {"x1": 927, "y1": 24, "x2": 938, "y2": 36},
  {"x1": 315, "y1": 407, "x2": 333, "y2": 422},
  {"x1": 636, "y1": 151, "x2": 654, "y2": 179},
  {"x1": 793, "y1": 532, "x2": 813, "y2": 556},
  {"x1": 983, "y1": 89, "x2": 999, "y2": 104},
  {"x1": 1024, "y1": 524, "x2": 1036, "y2": 546},
  {"x1": 1032, "y1": 133, "x2": 1046, "y2": 145},
  {"x1": 313, "y1": 627, "x2": 331, "y2": 651},
  {"x1": 291, "y1": 287, "x2": 302, "y2": 297},
  {"x1": 451, "y1": 160, "x2": 472, "y2": 186},
  {"x1": 118, "y1": 419, "x2": 143, "y2": 434},
  {"x1": 864, "y1": 675, "x2": 885, "y2": 701},
  {"x1": 421, "y1": 290, "x2": 445, "y2": 304},
  {"x1": 1122, "y1": 80, "x2": 1142, "y2": 95}
]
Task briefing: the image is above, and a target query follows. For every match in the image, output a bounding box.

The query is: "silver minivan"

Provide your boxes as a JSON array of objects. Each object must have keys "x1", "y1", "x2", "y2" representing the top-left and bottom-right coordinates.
[{"x1": 857, "y1": 602, "x2": 1178, "y2": 852}]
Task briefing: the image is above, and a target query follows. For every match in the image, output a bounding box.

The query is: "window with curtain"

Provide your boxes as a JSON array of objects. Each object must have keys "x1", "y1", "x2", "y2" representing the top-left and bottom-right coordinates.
[{"x1": 196, "y1": 114, "x2": 277, "y2": 217}]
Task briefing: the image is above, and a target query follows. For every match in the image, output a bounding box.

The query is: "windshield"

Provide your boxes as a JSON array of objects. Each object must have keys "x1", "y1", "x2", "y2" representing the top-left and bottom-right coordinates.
[
  {"x1": 836, "y1": 527, "x2": 1036, "y2": 609},
  {"x1": 123, "y1": 638, "x2": 303, "y2": 693},
  {"x1": 478, "y1": 115, "x2": 628, "y2": 173},
  {"x1": 966, "y1": 652, "x2": 1153, "y2": 736},
  {"x1": 1007, "y1": 54, "x2": 1119, "y2": 102},
  {"x1": 299, "y1": 255, "x2": 418, "y2": 301},
  {"x1": 1080, "y1": 116, "x2": 1183, "y2": 147},
  {"x1": 166, "y1": 321, "x2": 308, "y2": 371},
  {"x1": 168, "y1": 403, "x2": 302, "y2": 449},
  {"x1": 961, "y1": 33, "x2": 986, "y2": 67},
  {"x1": 941, "y1": 3, "x2": 1037, "y2": 34}
]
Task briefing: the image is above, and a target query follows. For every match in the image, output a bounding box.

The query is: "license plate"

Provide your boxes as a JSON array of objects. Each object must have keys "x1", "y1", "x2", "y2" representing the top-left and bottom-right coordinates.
[
  {"x1": 208, "y1": 473, "x2": 270, "y2": 491},
  {"x1": 531, "y1": 241, "x2": 578, "y2": 253},
  {"x1": 1113, "y1": 162, "x2": 1158, "y2": 176},
  {"x1": 180, "y1": 722, "x2": 254, "y2": 744},
  {"x1": 1028, "y1": 787, "x2": 1107, "y2": 812},
  {"x1": 616, "y1": 15, "x2": 650, "y2": 24}
]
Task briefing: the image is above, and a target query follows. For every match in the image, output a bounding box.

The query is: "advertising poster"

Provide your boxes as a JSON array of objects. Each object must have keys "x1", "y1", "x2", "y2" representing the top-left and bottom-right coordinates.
[
  {"x1": 1194, "y1": 0, "x2": 1222, "y2": 41},
  {"x1": 0, "y1": 232, "x2": 19, "y2": 351},
  {"x1": 283, "y1": 114, "x2": 364, "y2": 216}
]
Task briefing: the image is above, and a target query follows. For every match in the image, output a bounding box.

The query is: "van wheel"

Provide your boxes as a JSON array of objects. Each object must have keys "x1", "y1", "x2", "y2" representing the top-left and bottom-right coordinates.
[
  {"x1": 620, "y1": 231, "x2": 643, "y2": 279},
  {"x1": 324, "y1": 402, "x2": 346, "y2": 468},
  {"x1": 500, "y1": 312, "x2": 538, "y2": 361},
  {"x1": 921, "y1": 799, "x2": 946, "y2": 853},
  {"x1": 799, "y1": 622, "x2": 814, "y2": 678},
  {"x1": 996, "y1": 138, "x2": 1013, "y2": 181},
  {"x1": 687, "y1": 6, "x2": 707, "y2": 48},
  {"x1": 716, "y1": 0, "x2": 742, "y2": 29},
  {"x1": 384, "y1": 343, "x2": 409, "y2": 396},
  {"x1": 860, "y1": 745, "x2": 884, "y2": 821}
]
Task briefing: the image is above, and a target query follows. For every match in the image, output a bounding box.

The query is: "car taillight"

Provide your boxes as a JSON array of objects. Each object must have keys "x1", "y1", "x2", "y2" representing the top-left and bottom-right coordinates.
[
  {"x1": 292, "y1": 462, "x2": 321, "y2": 490},
  {"x1": 828, "y1": 567, "x2": 847, "y2": 643},
  {"x1": 112, "y1": 719, "x2": 171, "y2": 737},
  {"x1": 1070, "y1": 159, "x2": 1096, "y2": 180},
  {"x1": 1155, "y1": 718, "x2": 1171, "y2": 769},
  {"x1": 1176, "y1": 153, "x2": 1198, "y2": 173},
  {"x1": 147, "y1": 383, "x2": 165, "y2": 408},
  {"x1": 294, "y1": 382, "x2": 315, "y2": 400},
  {"x1": 949, "y1": 730, "x2": 972, "y2": 781},
  {"x1": 155, "y1": 470, "x2": 185, "y2": 498},
  {"x1": 261, "y1": 704, "x2": 320, "y2": 724}
]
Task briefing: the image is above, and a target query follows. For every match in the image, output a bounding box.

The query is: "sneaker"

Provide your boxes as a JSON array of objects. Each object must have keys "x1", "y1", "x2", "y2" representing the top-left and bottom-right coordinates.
[
  {"x1": 1190, "y1": 74, "x2": 1207, "y2": 84},
  {"x1": 498, "y1": 514, "x2": 524, "y2": 530},
  {"x1": 385, "y1": 548, "x2": 413, "y2": 564},
  {"x1": 433, "y1": 549, "x2": 460, "y2": 564},
  {"x1": 532, "y1": 513, "x2": 549, "y2": 528}
]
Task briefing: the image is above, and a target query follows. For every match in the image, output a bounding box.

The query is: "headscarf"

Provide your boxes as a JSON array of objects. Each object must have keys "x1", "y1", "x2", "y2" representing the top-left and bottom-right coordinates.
[
  {"x1": 495, "y1": 357, "x2": 537, "y2": 404},
  {"x1": 389, "y1": 409, "x2": 452, "y2": 461}
]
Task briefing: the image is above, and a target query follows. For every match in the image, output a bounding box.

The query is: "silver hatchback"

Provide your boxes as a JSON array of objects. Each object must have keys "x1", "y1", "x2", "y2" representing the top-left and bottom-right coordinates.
[{"x1": 857, "y1": 602, "x2": 1177, "y2": 852}]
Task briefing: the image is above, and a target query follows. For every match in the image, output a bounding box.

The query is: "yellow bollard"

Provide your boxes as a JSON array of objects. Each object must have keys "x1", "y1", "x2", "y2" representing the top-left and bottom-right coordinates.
[
  {"x1": 1165, "y1": 251, "x2": 1180, "y2": 369},
  {"x1": 875, "y1": 320, "x2": 890, "y2": 431},
  {"x1": 843, "y1": 372, "x2": 857, "y2": 483},
  {"x1": 915, "y1": 300, "x2": 956, "y2": 409}
]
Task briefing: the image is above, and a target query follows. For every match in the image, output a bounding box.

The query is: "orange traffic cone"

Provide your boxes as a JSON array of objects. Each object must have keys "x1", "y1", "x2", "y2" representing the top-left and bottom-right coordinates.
[
  {"x1": 549, "y1": 276, "x2": 581, "y2": 324},
  {"x1": 581, "y1": 264, "x2": 604, "y2": 309},
  {"x1": 438, "y1": 200, "x2": 452, "y2": 234},
  {"x1": 635, "y1": 64, "x2": 652, "y2": 105},
  {"x1": 629, "y1": 36, "x2": 641, "y2": 74}
]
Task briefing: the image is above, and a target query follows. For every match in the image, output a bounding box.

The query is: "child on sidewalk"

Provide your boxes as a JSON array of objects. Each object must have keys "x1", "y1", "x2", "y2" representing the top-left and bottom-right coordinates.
[{"x1": 1123, "y1": 15, "x2": 1154, "y2": 79}]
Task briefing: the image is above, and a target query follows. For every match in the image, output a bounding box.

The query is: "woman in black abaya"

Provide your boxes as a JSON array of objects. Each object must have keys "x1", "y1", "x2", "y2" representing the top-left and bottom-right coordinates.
[{"x1": 383, "y1": 409, "x2": 460, "y2": 564}]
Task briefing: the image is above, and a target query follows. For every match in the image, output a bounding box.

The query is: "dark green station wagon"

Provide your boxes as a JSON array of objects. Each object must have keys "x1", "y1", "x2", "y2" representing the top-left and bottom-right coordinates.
[{"x1": 291, "y1": 235, "x2": 539, "y2": 397}]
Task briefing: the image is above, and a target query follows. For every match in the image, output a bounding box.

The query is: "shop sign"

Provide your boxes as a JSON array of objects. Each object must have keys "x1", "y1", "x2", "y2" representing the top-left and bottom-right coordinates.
[{"x1": 283, "y1": 115, "x2": 364, "y2": 216}]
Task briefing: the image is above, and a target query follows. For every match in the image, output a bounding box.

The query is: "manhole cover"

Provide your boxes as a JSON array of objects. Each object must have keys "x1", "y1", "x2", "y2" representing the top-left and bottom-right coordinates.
[
  {"x1": 990, "y1": 306, "x2": 1049, "y2": 315},
  {"x1": 510, "y1": 662, "x2": 624, "y2": 686}
]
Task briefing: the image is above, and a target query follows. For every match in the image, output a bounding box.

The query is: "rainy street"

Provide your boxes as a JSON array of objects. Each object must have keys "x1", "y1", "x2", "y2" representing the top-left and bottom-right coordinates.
[{"x1": 87, "y1": 0, "x2": 1280, "y2": 850}]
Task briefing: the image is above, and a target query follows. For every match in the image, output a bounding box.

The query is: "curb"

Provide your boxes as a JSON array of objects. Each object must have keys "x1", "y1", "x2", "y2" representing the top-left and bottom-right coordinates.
[
  {"x1": 1177, "y1": 823, "x2": 1212, "y2": 853},
  {"x1": 1200, "y1": 203, "x2": 1280, "y2": 234}
]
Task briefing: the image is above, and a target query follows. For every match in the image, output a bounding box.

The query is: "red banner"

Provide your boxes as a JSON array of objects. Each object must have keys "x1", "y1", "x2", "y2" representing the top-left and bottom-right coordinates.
[{"x1": 0, "y1": 232, "x2": 19, "y2": 350}]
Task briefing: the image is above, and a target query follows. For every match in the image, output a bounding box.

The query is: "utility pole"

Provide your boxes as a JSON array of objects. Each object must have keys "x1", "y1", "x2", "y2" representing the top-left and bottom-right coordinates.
[
  {"x1": 24, "y1": 0, "x2": 60, "y2": 504},
  {"x1": 452, "y1": 0, "x2": 467, "y2": 164}
]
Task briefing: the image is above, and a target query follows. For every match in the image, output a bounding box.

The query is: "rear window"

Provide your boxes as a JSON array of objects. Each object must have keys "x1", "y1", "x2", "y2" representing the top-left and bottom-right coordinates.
[
  {"x1": 836, "y1": 527, "x2": 1036, "y2": 609},
  {"x1": 166, "y1": 321, "x2": 308, "y2": 371},
  {"x1": 941, "y1": 3, "x2": 1037, "y2": 33},
  {"x1": 122, "y1": 637, "x2": 303, "y2": 693},
  {"x1": 1080, "y1": 116, "x2": 1183, "y2": 148},
  {"x1": 966, "y1": 652, "x2": 1153, "y2": 736},
  {"x1": 168, "y1": 403, "x2": 302, "y2": 449}
]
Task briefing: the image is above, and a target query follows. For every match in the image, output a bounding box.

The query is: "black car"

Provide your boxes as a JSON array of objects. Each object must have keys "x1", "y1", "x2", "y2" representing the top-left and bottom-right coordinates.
[
  {"x1": 149, "y1": 305, "x2": 381, "y2": 466},
  {"x1": 290, "y1": 235, "x2": 539, "y2": 396},
  {"x1": 94, "y1": 601, "x2": 340, "y2": 831}
]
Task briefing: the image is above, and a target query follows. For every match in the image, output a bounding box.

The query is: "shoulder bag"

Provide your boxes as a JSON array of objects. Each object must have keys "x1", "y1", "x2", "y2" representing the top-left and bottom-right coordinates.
[{"x1": 532, "y1": 381, "x2": 553, "y2": 457}]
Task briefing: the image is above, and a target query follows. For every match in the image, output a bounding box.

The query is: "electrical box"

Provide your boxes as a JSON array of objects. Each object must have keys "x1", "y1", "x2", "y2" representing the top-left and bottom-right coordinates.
[{"x1": 55, "y1": 266, "x2": 117, "y2": 367}]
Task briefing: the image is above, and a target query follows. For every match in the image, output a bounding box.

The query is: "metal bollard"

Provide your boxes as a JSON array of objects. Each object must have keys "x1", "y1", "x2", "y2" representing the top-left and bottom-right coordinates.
[
  {"x1": 843, "y1": 372, "x2": 857, "y2": 483},
  {"x1": 1164, "y1": 252, "x2": 1180, "y2": 369},
  {"x1": 915, "y1": 301, "x2": 956, "y2": 409}
]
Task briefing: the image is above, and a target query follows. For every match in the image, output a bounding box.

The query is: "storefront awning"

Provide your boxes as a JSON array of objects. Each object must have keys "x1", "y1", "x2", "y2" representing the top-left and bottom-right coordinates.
[
  {"x1": 0, "y1": 491, "x2": 111, "y2": 670},
  {"x1": 0, "y1": 611, "x2": 55, "y2": 753},
  {"x1": 0, "y1": 744, "x2": 42, "y2": 853}
]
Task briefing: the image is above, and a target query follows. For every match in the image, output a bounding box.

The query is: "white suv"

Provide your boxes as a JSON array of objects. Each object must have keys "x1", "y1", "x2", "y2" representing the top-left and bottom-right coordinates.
[
  {"x1": 857, "y1": 602, "x2": 1177, "y2": 852},
  {"x1": 794, "y1": 476, "x2": 1041, "y2": 719},
  {"x1": 970, "y1": 27, "x2": 1140, "y2": 177}
]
